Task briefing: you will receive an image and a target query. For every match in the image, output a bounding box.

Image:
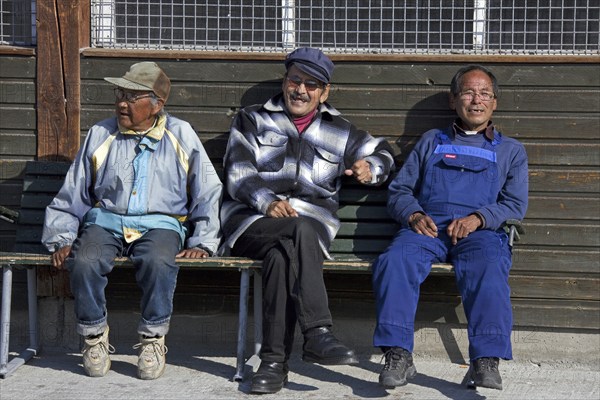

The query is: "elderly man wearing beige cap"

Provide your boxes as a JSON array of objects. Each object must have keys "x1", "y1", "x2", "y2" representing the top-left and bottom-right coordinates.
[{"x1": 42, "y1": 62, "x2": 223, "y2": 380}]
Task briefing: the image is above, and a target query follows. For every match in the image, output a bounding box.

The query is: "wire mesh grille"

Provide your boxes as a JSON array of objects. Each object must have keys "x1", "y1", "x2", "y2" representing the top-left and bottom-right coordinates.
[
  {"x1": 88, "y1": 0, "x2": 599, "y2": 55},
  {"x1": 1, "y1": 1, "x2": 598, "y2": 55},
  {"x1": 0, "y1": 0, "x2": 36, "y2": 46}
]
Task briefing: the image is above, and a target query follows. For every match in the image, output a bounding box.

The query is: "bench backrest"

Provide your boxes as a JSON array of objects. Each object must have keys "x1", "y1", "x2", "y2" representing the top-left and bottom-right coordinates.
[
  {"x1": 13, "y1": 161, "x2": 395, "y2": 261},
  {"x1": 13, "y1": 161, "x2": 70, "y2": 253}
]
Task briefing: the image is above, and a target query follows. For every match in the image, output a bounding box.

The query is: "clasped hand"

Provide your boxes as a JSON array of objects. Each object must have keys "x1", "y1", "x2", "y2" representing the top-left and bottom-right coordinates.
[{"x1": 409, "y1": 213, "x2": 482, "y2": 245}]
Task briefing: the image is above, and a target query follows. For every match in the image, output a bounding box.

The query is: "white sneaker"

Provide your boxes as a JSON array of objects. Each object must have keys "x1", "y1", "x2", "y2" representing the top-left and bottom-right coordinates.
[
  {"x1": 133, "y1": 335, "x2": 168, "y2": 380},
  {"x1": 82, "y1": 327, "x2": 114, "y2": 377}
]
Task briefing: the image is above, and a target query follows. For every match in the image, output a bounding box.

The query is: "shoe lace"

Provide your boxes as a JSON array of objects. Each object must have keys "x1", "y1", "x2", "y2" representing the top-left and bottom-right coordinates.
[
  {"x1": 380, "y1": 348, "x2": 404, "y2": 371},
  {"x1": 475, "y1": 357, "x2": 499, "y2": 373},
  {"x1": 82, "y1": 340, "x2": 115, "y2": 358},
  {"x1": 133, "y1": 340, "x2": 168, "y2": 362}
]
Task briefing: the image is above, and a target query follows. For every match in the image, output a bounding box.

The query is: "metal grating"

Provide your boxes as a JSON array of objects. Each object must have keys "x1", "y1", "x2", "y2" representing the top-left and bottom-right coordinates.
[
  {"x1": 0, "y1": 0, "x2": 36, "y2": 46},
  {"x1": 88, "y1": 0, "x2": 600, "y2": 55},
  {"x1": 1, "y1": 1, "x2": 598, "y2": 54}
]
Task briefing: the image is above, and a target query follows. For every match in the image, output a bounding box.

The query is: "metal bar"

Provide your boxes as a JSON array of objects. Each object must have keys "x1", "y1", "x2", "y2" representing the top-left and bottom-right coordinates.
[
  {"x1": 233, "y1": 268, "x2": 250, "y2": 382},
  {"x1": 253, "y1": 270, "x2": 263, "y2": 358},
  {"x1": 0, "y1": 264, "x2": 14, "y2": 376},
  {"x1": 281, "y1": 0, "x2": 295, "y2": 49},
  {"x1": 473, "y1": 0, "x2": 487, "y2": 50},
  {"x1": 26, "y1": 267, "x2": 39, "y2": 355},
  {"x1": 0, "y1": 264, "x2": 40, "y2": 379}
]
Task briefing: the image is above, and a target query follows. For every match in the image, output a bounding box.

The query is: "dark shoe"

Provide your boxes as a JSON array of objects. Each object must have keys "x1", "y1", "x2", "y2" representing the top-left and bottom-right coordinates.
[
  {"x1": 468, "y1": 357, "x2": 502, "y2": 390},
  {"x1": 379, "y1": 347, "x2": 417, "y2": 388},
  {"x1": 302, "y1": 327, "x2": 359, "y2": 365},
  {"x1": 250, "y1": 361, "x2": 288, "y2": 394}
]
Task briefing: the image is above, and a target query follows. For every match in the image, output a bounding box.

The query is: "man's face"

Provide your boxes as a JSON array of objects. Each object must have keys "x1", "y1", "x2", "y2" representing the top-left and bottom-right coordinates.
[
  {"x1": 449, "y1": 69, "x2": 497, "y2": 132},
  {"x1": 282, "y1": 65, "x2": 330, "y2": 118},
  {"x1": 114, "y1": 88, "x2": 163, "y2": 131}
]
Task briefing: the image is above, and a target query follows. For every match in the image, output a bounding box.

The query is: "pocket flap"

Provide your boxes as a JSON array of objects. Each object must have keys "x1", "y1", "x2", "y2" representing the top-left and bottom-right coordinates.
[
  {"x1": 314, "y1": 147, "x2": 342, "y2": 163},
  {"x1": 256, "y1": 130, "x2": 287, "y2": 147},
  {"x1": 440, "y1": 154, "x2": 491, "y2": 172}
]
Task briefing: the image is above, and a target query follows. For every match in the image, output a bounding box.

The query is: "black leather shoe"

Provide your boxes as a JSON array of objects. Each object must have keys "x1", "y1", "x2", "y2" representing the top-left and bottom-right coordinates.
[
  {"x1": 302, "y1": 326, "x2": 359, "y2": 365},
  {"x1": 250, "y1": 361, "x2": 289, "y2": 394}
]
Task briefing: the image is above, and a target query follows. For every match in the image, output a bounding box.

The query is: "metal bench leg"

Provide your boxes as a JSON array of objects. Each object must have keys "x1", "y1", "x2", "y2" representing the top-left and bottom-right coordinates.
[
  {"x1": 0, "y1": 264, "x2": 39, "y2": 378},
  {"x1": 245, "y1": 270, "x2": 262, "y2": 372},
  {"x1": 233, "y1": 268, "x2": 250, "y2": 381}
]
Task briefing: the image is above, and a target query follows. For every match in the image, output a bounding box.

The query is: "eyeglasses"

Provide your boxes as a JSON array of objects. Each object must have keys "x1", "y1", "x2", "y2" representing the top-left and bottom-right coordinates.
[
  {"x1": 458, "y1": 91, "x2": 496, "y2": 102},
  {"x1": 114, "y1": 88, "x2": 156, "y2": 103},
  {"x1": 286, "y1": 75, "x2": 323, "y2": 91}
]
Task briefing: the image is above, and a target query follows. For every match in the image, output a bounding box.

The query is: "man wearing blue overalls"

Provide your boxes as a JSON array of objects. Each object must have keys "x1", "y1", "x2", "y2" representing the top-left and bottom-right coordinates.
[{"x1": 372, "y1": 65, "x2": 528, "y2": 391}]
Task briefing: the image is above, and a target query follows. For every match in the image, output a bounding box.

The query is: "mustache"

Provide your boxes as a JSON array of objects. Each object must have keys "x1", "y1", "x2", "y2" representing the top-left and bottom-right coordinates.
[{"x1": 291, "y1": 92, "x2": 310, "y2": 102}]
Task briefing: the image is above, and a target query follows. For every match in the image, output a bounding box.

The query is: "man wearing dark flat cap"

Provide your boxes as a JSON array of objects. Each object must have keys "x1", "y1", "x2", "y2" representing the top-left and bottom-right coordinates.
[
  {"x1": 221, "y1": 47, "x2": 394, "y2": 393},
  {"x1": 42, "y1": 62, "x2": 223, "y2": 380}
]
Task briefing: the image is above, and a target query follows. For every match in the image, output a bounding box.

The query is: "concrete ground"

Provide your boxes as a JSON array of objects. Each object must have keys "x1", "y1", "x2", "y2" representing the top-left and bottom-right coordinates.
[
  {"x1": 0, "y1": 345, "x2": 598, "y2": 400},
  {"x1": 1, "y1": 294, "x2": 599, "y2": 400},
  {"x1": 1, "y1": 305, "x2": 599, "y2": 400}
]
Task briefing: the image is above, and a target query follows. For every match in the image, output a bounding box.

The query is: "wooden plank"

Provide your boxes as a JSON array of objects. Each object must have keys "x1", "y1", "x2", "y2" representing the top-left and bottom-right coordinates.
[
  {"x1": 0, "y1": 47, "x2": 36, "y2": 57},
  {"x1": 516, "y1": 221, "x2": 600, "y2": 247},
  {"x1": 511, "y1": 299, "x2": 600, "y2": 330},
  {"x1": 523, "y1": 142, "x2": 600, "y2": 167},
  {"x1": 528, "y1": 168, "x2": 600, "y2": 193},
  {"x1": 81, "y1": 56, "x2": 600, "y2": 83},
  {"x1": 79, "y1": 80, "x2": 600, "y2": 114},
  {"x1": 513, "y1": 248, "x2": 600, "y2": 274},
  {"x1": 509, "y1": 275, "x2": 600, "y2": 301},
  {"x1": 0, "y1": 160, "x2": 28, "y2": 179},
  {"x1": 0, "y1": 81, "x2": 36, "y2": 104},
  {"x1": 0, "y1": 133, "x2": 36, "y2": 156},
  {"x1": 526, "y1": 195, "x2": 600, "y2": 220},
  {"x1": 339, "y1": 195, "x2": 600, "y2": 221},
  {"x1": 0, "y1": 56, "x2": 36, "y2": 78},
  {"x1": 344, "y1": 112, "x2": 600, "y2": 140},
  {"x1": 0, "y1": 107, "x2": 35, "y2": 130},
  {"x1": 79, "y1": 105, "x2": 600, "y2": 143}
]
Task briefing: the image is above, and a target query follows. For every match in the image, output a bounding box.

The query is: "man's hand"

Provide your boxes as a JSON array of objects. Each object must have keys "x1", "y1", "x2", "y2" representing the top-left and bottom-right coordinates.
[
  {"x1": 177, "y1": 248, "x2": 209, "y2": 258},
  {"x1": 344, "y1": 159, "x2": 373, "y2": 184},
  {"x1": 409, "y1": 212, "x2": 438, "y2": 238},
  {"x1": 52, "y1": 245, "x2": 72, "y2": 270},
  {"x1": 266, "y1": 200, "x2": 298, "y2": 218},
  {"x1": 447, "y1": 214, "x2": 483, "y2": 245}
]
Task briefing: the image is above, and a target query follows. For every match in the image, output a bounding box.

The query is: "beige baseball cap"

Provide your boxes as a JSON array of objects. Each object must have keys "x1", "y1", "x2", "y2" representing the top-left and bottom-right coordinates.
[{"x1": 104, "y1": 61, "x2": 171, "y2": 101}]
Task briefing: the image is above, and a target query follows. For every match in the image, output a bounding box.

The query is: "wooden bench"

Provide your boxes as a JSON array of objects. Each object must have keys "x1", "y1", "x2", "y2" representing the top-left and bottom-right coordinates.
[{"x1": 0, "y1": 161, "x2": 522, "y2": 379}]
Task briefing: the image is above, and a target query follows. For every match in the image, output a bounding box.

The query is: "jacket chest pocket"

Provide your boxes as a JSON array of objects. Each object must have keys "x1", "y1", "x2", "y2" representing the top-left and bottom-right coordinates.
[
  {"x1": 436, "y1": 154, "x2": 498, "y2": 187},
  {"x1": 312, "y1": 147, "x2": 342, "y2": 190},
  {"x1": 255, "y1": 130, "x2": 288, "y2": 172}
]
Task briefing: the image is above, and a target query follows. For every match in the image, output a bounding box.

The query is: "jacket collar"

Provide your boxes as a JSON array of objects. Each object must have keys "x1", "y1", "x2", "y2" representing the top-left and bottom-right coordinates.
[
  {"x1": 452, "y1": 118, "x2": 496, "y2": 141},
  {"x1": 118, "y1": 113, "x2": 167, "y2": 141}
]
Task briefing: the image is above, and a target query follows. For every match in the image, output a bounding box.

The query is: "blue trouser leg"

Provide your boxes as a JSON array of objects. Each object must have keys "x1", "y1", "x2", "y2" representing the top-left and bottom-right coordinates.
[
  {"x1": 450, "y1": 230, "x2": 513, "y2": 360},
  {"x1": 67, "y1": 225, "x2": 180, "y2": 338},
  {"x1": 127, "y1": 229, "x2": 180, "y2": 337},
  {"x1": 372, "y1": 229, "x2": 447, "y2": 352},
  {"x1": 67, "y1": 224, "x2": 121, "y2": 337}
]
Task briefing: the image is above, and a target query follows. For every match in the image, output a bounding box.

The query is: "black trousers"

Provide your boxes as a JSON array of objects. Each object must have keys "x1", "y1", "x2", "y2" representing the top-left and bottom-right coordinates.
[{"x1": 232, "y1": 216, "x2": 332, "y2": 362}]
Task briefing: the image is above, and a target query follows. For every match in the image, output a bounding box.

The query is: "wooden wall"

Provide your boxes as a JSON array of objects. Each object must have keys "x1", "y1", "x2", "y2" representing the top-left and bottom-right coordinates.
[
  {"x1": 79, "y1": 57, "x2": 600, "y2": 330},
  {"x1": 0, "y1": 54, "x2": 36, "y2": 251},
  {"x1": 1, "y1": 52, "x2": 598, "y2": 329}
]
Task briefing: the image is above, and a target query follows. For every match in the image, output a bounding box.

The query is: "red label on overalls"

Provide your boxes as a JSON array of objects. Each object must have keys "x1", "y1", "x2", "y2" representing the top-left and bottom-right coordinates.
[{"x1": 445, "y1": 154, "x2": 457, "y2": 159}]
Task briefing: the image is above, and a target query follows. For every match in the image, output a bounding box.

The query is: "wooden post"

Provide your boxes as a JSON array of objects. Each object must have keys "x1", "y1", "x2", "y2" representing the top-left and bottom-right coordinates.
[
  {"x1": 36, "y1": 0, "x2": 89, "y2": 162},
  {"x1": 36, "y1": 0, "x2": 90, "y2": 296}
]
